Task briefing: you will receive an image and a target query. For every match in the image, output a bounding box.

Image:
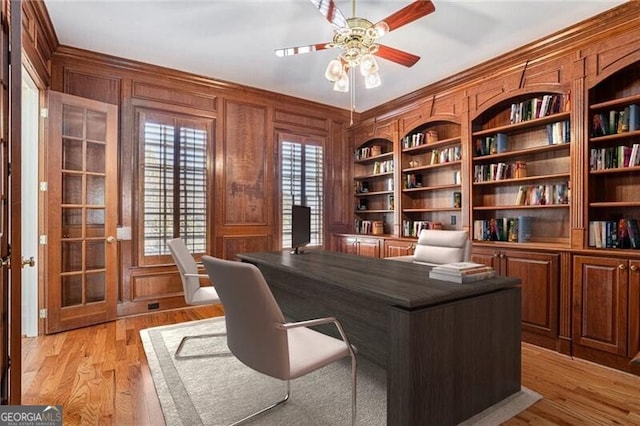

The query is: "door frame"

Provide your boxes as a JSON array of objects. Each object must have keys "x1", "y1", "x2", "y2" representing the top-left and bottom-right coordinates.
[
  {"x1": 21, "y1": 67, "x2": 38, "y2": 338},
  {"x1": 7, "y1": 0, "x2": 22, "y2": 405}
]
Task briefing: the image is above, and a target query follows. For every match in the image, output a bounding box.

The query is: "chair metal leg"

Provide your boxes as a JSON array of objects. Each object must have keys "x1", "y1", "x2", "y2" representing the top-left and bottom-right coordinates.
[
  {"x1": 350, "y1": 350, "x2": 358, "y2": 426},
  {"x1": 174, "y1": 332, "x2": 231, "y2": 359},
  {"x1": 229, "y1": 380, "x2": 291, "y2": 426}
]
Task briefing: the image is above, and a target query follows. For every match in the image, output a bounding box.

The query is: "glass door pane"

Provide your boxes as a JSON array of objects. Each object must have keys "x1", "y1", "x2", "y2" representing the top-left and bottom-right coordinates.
[{"x1": 60, "y1": 105, "x2": 109, "y2": 308}]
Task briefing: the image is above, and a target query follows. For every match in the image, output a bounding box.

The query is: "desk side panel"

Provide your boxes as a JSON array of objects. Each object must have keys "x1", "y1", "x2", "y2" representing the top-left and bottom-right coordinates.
[{"x1": 388, "y1": 287, "x2": 521, "y2": 425}]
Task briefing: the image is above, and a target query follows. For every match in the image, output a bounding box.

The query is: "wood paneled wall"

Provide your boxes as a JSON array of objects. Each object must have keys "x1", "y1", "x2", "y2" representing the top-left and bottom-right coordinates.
[
  {"x1": 23, "y1": 0, "x2": 350, "y2": 317},
  {"x1": 21, "y1": 1, "x2": 640, "y2": 320}
]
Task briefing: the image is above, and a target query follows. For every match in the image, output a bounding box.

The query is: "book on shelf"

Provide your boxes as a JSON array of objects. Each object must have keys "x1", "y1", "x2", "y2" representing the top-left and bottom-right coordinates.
[
  {"x1": 630, "y1": 104, "x2": 639, "y2": 131},
  {"x1": 627, "y1": 219, "x2": 640, "y2": 249}
]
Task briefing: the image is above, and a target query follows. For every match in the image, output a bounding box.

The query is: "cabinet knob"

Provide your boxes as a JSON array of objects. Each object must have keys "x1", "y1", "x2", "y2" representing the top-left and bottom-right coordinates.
[
  {"x1": 493, "y1": 252, "x2": 499, "y2": 258},
  {"x1": 631, "y1": 265, "x2": 639, "y2": 272},
  {"x1": 618, "y1": 264, "x2": 626, "y2": 270}
]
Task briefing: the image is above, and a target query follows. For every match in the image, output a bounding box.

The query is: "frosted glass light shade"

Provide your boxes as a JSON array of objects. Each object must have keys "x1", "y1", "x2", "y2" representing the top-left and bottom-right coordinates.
[
  {"x1": 325, "y1": 59, "x2": 344, "y2": 82},
  {"x1": 365, "y1": 71, "x2": 381, "y2": 89},
  {"x1": 333, "y1": 71, "x2": 349, "y2": 92},
  {"x1": 360, "y1": 54, "x2": 379, "y2": 76}
]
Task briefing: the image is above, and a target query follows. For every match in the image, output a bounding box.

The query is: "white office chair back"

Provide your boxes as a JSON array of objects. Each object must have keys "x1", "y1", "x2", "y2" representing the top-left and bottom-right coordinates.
[
  {"x1": 413, "y1": 229, "x2": 471, "y2": 265},
  {"x1": 167, "y1": 238, "x2": 204, "y2": 305},
  {"x1": 202, "y1": 256, "x2": 289, "y2": 380}
]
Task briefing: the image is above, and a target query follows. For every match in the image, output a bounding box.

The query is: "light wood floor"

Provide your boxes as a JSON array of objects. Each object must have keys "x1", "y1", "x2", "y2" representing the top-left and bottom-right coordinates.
[{"x1": 22, "y1": 305, "x2": 640, "y2": 425}]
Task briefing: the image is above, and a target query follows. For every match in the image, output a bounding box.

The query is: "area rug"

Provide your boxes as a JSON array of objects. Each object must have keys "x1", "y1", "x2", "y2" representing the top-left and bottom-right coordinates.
[{"x1": 140, "y1": 318, "x2": 541, "y2": 425}]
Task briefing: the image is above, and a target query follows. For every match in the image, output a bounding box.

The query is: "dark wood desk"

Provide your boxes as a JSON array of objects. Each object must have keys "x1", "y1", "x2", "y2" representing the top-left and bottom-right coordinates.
[{"x1": 238, "y1": 250, "x2": 521, "y2": 425}]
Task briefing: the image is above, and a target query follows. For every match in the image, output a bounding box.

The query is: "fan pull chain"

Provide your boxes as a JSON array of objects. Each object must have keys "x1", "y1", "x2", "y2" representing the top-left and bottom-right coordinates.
[{"x1": 350, "y1": 67, "x2": 355, "y2": 126}]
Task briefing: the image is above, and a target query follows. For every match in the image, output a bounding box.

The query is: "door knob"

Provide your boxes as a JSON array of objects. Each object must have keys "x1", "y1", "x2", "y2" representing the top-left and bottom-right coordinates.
[
  {"x1": 21, "y1": 256, "x2": 35, "y2": 268},
  {"x1": 106, "y1": 236, "x2": 116, "y2": 243}
]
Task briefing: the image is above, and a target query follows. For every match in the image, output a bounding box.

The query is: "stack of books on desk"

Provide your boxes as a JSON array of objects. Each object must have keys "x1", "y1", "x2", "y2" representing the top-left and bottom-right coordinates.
[{"x1": 429, "y1": 262, "x2": 496, "y2": 284}]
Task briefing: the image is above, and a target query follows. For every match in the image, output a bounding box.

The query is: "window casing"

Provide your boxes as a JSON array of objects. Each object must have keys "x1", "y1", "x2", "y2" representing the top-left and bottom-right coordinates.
[
  {"x1": 281, "y1": 136, "x2": 324, "y2": 249},
  {"x1": 140, "y1": 111, "x2": 211, "y2": 263}
]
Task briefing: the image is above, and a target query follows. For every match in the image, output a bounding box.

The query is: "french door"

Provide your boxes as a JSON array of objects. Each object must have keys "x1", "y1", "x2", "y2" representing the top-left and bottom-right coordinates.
[{"x1": 45, "y1": 91, "x2": 118, "y2": 333}]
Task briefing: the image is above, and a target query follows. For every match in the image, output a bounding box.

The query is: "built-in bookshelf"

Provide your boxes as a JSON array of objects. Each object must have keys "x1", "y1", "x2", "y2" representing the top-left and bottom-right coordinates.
[
  {"x1": 587, "y1": 61, "x2": 640, "y2": 250},
  {"x1": 470, "y1": 94, "x2": 571, "y2": 247},
  {"x1": 353, "y1": 138, "x2": 395, "y2": 235},
  {"x1": 400, "y1": 120, "x2": 462, "y2": 237}
]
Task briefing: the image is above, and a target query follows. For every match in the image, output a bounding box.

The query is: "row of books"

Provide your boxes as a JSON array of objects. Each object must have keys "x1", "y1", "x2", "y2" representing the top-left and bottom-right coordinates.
[
  {"x1": 474, "y1": 121, "x2": 569, "y2": 157},
  {"x1": 589, "y1": 144, "x2": 640, "y2": 170},
  {"x1": 509, "y1": 94, "x2": 567, "y2": 124},
  {"x1": 372, "y1": 160, "x2": 394, "y2": 174},
  {"x1": 426, "y1": 146, "x2": 461, "y2": 165},
  {"x1": 429, "y1": 262, "x2": 496, "y2": 284},
  {"x1": 402, "y1": 220, "x2": 442, "y2": 238},
  {"x1": 588, "y1": 219, "x2": 640, "y2": 249},
  {"x1": 590, "y1": 104, "x2": 639, "y2": 137},
  {"x1": 354, "y1": 220, "x2": 383, "y2": 235},
  {"x1": 515, "y1": 183, "x2": 569, "y2": 206},
  {"x1": 546, "y1": 120, "x2": 571, "y2": 145},
  {"x1": 473, "y1": 161, "x2": 527, "y2": 182},
  {"x1": 355, "y1": 145, "x2": 384, "y2": 160},
  {"x1": 401, "y1": 130, "x2": 438, "y2": 149},
  {"x1": 474, "y1": 133, "x2": 508, "y2": 156},
  {"x1": 473, "y1": 216, "x2": 532, "y2": 242}
]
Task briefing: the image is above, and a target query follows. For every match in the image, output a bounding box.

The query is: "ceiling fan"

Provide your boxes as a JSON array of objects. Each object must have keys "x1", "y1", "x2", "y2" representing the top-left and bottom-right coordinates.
[{"x1": 275, "y1": 0, "x2": 436, "y2": 92}]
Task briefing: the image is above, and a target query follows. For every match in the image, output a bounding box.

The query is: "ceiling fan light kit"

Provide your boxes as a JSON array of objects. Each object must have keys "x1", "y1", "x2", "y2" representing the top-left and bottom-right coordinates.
[{"x1": 276, "y1": 0, "x2": 435, "y2": 108}]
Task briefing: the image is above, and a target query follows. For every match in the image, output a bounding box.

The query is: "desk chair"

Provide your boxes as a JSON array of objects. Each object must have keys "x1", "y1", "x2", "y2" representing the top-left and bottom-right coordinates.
[
  {"x1": 201, "y1": 255, "x2": 358, "y2": 426},
  {"x1": 387, "y1": 229, "x2": 471, "y2": 266},
  {"x1": 167, "y1": 238, "x2": 227, "y2": 359}
]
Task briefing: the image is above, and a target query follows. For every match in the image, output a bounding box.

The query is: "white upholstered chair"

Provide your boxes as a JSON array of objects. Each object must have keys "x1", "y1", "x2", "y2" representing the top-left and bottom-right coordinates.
[
  {"x1": 387, "y1": 229, "x2": 472, "y2": 266},
  {"x1": 167, "y1": 238, "x2": 227, "y2": 359},
  {"x1": 201, "y1": 255, "x2": 358, "y2": 426}
]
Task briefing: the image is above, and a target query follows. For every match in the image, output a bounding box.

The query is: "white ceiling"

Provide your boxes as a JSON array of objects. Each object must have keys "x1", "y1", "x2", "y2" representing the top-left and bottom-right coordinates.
[{"x1": 43, "y1": 0, "x2": 627, "y2": 112}]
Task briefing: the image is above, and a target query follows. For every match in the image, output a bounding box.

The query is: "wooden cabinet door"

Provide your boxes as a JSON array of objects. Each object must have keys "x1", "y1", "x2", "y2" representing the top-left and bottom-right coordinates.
[
  {"x1": 573, "y1": 255, "x2": 628, "y2": 356},
  {"x1": 471, "y1": 246, "x2": 501, "y2": 271},
  {"x1": 337, "y1": 236, "x2": 358, "y2": 255},
  {"x1": 357, "y1": 237, "x2": 381, "y2": 258},
  {"x1": 45, "y1": 91, "x2": 119, "y2": 333},
  {"x1": 384, "y1": 239, "x2": 415, "y2": 258},
  {"x1": 502, "y1": 250, "x2": 559, "y2": 344}
]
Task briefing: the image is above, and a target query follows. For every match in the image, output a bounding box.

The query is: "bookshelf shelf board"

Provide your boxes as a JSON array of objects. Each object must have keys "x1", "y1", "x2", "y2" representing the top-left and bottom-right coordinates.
[
  {"x1": 354, "y1": 151, "x2": 393, "y2": 164},
  {"x1": 355, "y1": 190, "x2": 393, "y2": 197},
  {"x1": 355, "y1": 171, "x2": 394, "y2": 180},
  {"x1": 590, "y1": 93, "x2": 640, "y2": 110},
  {"x1": 351, "y1": 233, "x2": 394, "y2": 238},
  {"x1": 402, "y1": 184, "x2": 461, "y2": 193},
  {"x1": 473, "y1": 204, "x2": 569, "y2": 211},
  {"x1": 402, "y1": 160, "x2": 462, "y2": 173},
  {"x1": 472, "y1": 239, "x2": 570, "y2": 250},
  {"x1": 589, "y1": 201, "x2": 640, "y2": 208},
  {"x1": 589, "y1": 166, "x2": 640, "y2": 175},
  {"x1": 354, "y1": 209, "x2": 394, "y2": 214},
  {"x1": 473, "y1": 173, "x2": 570, "y2": 186},
  {"x1": 589, "y1": 129, "x2": 640, "y2": 143},
  {"x1": 402, "y1": 136, "x2": 461, "y2": 153},
  {"x1": 473, "y1": 143, "x2": 570, "y2": 163},
  {"x1": 472, "y1": 111, "x2": 570, "y2": 137},
  {"x1": 403, "y1": 207, "x2": 462, "y2": 213}
]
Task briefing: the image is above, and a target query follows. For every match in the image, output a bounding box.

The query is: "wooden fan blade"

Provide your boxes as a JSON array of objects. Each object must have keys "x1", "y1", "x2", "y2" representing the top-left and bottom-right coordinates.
[
  {"x1": 375, "y1": 45, "x2": 420, "y2": 67},
  {"x1": 377, "y1": 0, "x2": 435, "y2": 33},
  {"x1": 275, "y1": 43, "x2": 331, "y2": 57},
  {"x1": 310, "y1": 0, "x2": 347, "y2": 28}
]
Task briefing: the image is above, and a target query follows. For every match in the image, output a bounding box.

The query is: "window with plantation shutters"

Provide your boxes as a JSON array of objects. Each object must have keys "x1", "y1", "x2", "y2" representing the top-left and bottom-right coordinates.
[
  {"x1": 140, "y1": 111, "x2": 211, "y2": 261},
  {"x1": 281, "y1": 135, "x2": 324, "y2": 249}
]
